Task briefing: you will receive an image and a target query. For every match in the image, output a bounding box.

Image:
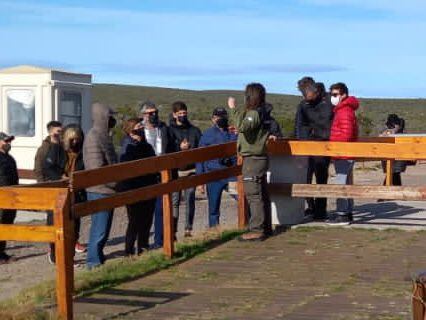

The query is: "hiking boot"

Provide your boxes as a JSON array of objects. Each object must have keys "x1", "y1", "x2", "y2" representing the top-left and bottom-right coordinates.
[
  {"x1": 326, "y1": 214, "x2": 352, "y2": 226},
  {"x1": 75, "y1": 241, "x2": 87, "y2": 253}
]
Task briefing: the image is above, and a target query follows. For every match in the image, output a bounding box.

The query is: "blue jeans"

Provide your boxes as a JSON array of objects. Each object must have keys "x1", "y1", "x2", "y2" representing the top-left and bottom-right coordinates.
[
  {"x1": 153, "y1": 197, "x2": 163, "y2": 247},
  {"x1": 172, "y1": 188, "x2": 196, "y2": 231},
  {"x1": 333, "y1": 160, "x2": 355, "y2": 215},
  {"x1": 207, "y1": 180, "x2": 228, "y2": 227},
  {"x1": 86, "y1": 192, "x2": 113, "y2": 269}
]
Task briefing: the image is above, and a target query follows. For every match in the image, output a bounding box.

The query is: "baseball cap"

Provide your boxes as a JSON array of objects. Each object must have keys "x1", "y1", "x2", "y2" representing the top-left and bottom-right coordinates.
[
  {"x1": 212, "y1": 107, "x2": 228, "y2": 117},
  {"x1": 0, "y1": 132, "x2": 14, "y2": 142}
]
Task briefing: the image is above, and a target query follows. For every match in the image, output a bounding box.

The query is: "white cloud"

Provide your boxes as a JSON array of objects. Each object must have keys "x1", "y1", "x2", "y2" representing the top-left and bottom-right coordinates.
[{"x1": 299, "y1": 0, "x2": 426, "y2": 16}]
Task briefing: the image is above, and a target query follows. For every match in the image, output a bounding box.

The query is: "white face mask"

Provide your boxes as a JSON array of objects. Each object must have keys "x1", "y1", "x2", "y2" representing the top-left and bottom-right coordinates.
[{"x1": 331, "y1": 95, "x2": 341, "y2": 106}]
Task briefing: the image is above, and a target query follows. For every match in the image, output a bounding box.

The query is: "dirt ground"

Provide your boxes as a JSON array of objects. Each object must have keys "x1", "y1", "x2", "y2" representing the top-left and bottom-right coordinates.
[{"x1": 1, "y1": 161, "x2": 426, "y2": 316}]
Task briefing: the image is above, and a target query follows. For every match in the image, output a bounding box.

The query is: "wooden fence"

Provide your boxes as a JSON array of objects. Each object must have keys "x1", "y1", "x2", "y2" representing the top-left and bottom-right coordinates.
[{"x1": 2, "y1": 137, "x2": 426, "y2": 319}]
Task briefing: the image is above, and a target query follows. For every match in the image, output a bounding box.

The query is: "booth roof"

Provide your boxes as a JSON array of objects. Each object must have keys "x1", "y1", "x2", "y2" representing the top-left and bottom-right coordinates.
[{"x1": 0, "y1": 65, "x2": 91, "y2": 77}]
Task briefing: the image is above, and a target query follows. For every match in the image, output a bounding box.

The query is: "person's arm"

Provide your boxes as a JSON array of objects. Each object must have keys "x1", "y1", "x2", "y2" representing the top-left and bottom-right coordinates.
[
  {"x1": 43, "y1": 146, "x2": 63, "y2": 181},
  {"x1": 195, "y1": 133, "x2": 208, "y2": 174},
  {"x1": 297, "y1": 104, "x2": 311, "y2": 140},
  {"x1": 34, "y1": 146, "x2": 46, "y2": 182}
]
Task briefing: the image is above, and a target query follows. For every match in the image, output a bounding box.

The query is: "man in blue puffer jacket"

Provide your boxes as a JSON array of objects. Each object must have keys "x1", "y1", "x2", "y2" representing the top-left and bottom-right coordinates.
[{"x1": 196, "y1": 107, "x2": 237, "y2": 227}]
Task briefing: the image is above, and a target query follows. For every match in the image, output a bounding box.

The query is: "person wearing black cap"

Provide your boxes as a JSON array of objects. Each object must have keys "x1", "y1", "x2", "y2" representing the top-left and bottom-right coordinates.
[
  {"x1": 0, "y1": 133, "x2": 19, "y2": 264},
  {"x1": 196, "y1": 107, "x2": 238, "y2": 227}
]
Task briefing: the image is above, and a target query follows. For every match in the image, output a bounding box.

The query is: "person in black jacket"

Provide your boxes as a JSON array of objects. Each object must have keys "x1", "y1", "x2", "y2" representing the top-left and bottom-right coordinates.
[
  {"x1": 44, "y1": 124, "x2": 87, "y2": 263},
  {"x1": 169, "y1": 101, "x2": 202, "y2": 237},
  {"x1": 295, "y1": 83, "x2": 333, "y2": 220},
  {"x1": 119, "y1": 118, "x2": 157, "y2": 255},
  {"x1": 380, "y1": 114, "x2": 410, "y2": 187},
  {"x1": 0, "y1": 133, "x2": 19, "y2": 264},
  {"x1": 138, "y1": 101, "x2": 176, "y2": 248}
]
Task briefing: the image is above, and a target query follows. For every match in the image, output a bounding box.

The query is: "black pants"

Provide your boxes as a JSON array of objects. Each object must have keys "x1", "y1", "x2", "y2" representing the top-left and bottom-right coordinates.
[
  {"x1": 382, "y1": 173, "x2": 402, "y2": 186},
  {"x1": 306, "y1": 156, "x2": 330, "y2": 218},
  {"x1": 125, "y1": 199, "x2": 156, "y2": 255},
  {"x1": 242, "y1": 156, "x2": 272, "y2": 235},
  {"x1": 0, "y1": 209, "x2": 16, "y2": 256},
  {"x1": 47, "y1": 212, "x2": 81, "y2": 262}
]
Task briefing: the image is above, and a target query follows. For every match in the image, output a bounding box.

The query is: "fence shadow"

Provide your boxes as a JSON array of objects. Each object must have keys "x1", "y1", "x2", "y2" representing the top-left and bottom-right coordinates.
[
  {"x1": 353, "y1": 202, "x2": 426, "y2": 227},
  {"x1": 76, "y1": 288, "x2": 189, "y2": 319}
]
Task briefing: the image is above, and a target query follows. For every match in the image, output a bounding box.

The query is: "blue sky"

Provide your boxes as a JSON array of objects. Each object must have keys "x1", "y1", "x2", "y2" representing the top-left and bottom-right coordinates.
[{"x1": 0, "y1": 0, "x2": 425, "y2": 97}]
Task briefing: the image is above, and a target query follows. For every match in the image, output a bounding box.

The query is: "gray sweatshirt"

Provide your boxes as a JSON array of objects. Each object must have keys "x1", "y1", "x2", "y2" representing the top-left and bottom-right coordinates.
[{"x1": 83, "y1": 102, "x2": 118, "y2": 194}]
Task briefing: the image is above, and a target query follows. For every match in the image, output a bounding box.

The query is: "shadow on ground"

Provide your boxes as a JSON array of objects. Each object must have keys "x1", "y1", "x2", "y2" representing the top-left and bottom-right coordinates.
[
  {"x1": 76, "y1": 288, "x2": 189, "y2": 319},
  {"x1": 353, "y1": 201, "x2": 425, "y2": 227}
]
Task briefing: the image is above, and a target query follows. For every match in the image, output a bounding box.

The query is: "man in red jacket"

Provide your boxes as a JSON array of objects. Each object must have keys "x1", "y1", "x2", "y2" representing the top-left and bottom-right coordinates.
[{"x1": 327, "y1": 82, "x2": 359, "y2": 225}]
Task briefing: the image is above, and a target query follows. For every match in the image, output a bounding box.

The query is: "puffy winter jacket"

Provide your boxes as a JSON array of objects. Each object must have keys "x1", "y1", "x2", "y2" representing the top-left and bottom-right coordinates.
[
  {"x1": 330, "y1": 96, "x2": 359, "y2": 142},
  {"x1": 295, "y1": 97, "x2": 333, "y2": 141}
]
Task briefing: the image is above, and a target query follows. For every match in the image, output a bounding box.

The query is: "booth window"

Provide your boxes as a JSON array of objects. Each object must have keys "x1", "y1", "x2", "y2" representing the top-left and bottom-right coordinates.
[
  {"x1": 6, "y1": 89, "x2": 36, "y2": 137},
  {"x1": 60, "y1": 92, "x2": 82, "y2": 126}
]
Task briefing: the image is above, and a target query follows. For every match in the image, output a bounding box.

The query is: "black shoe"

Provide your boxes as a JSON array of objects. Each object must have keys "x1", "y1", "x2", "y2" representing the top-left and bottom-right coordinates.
[
  {"x1": 304, "y1": 208, "x2": 315, "y2": 216},
  {"x1": 313, "y1": 215, "x2": 328, "y2": 222},
  {"x1": 326, "y1": 214, "x2": 352, "y2": 226},
  {"x1": 0, "y1": 253, "x2": 16, "y2": 264}
]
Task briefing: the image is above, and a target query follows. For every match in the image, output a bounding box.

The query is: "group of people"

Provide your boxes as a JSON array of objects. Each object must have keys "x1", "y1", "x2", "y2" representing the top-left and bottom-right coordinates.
[{"x1": 0, "y1": 78, "x2": 409, "y2": 266}]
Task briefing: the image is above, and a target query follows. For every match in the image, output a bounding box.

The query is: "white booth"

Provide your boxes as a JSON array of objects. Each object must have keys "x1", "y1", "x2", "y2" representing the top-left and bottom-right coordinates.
[
  {"x1": 268, "y1": 155, "x2": 308, "y2": 226},
  {"x1": 0, "y1": 65, "x2": 92, "y2": 170}
]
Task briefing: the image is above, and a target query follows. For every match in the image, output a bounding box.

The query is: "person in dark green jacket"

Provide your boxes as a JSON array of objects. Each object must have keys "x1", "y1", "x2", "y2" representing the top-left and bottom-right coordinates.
[{"x1": 228, "y1": 83, "x2": 276, "y2": 241}]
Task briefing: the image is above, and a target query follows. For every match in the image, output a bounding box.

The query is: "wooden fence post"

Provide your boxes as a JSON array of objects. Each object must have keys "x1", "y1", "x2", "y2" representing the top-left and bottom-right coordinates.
[
  {"x1": 237, "y1": 156, "x2": 248, "y2": 229},
  {"x1": 385, "y1": 159, "x2": 394, "y2": 186},
  {"x1": 54, "y1": 191, "x2": 74, "y2": 320},
  {"x1": 161, "y1": 170, "x2": 174, "y2": 258}
]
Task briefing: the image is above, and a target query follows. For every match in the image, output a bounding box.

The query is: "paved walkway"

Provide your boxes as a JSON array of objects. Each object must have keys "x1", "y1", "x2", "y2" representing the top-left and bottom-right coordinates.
[{"x1": 74, "y1": 226, "x2": 423, "y2": 319}]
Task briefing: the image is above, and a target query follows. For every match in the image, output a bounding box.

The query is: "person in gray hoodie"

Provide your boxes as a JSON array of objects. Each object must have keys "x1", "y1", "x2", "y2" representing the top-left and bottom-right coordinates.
[{"x1": 83, "y1": 102, "x2": 118, "y2": 269}]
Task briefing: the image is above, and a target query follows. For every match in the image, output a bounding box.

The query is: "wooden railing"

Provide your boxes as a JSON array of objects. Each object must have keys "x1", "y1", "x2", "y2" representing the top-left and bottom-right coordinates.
[
  {"x1": 71, "y1": 142, "x2": 244, "y2": 258},
  {"x1": 0, "y1": 187, "x2": 73, "y2": 318},
  {"x1": 2, "y1": 137, "x2": 426, "y2": 319}
]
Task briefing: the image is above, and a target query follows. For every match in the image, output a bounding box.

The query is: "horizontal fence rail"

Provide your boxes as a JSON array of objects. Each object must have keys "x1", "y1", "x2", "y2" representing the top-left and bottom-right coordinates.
[
  {"x1": 269, "y1": 184, "x2": 426, "y2": 201},
  {"x1": 74, "y1": 166, "x2": 241, "y2": 217},
  {"x1": 72, "y1": 142, "x2": 237, "y2": 190}
]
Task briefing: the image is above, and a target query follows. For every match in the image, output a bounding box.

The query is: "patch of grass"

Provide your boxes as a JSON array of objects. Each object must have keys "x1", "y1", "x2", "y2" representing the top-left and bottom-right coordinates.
[
  {"x1": 0, "y1": 229, "x2": 243, "y2": 320},
  {"x1": 292, "y1": 226, "x2": 327, "y2": 233}
]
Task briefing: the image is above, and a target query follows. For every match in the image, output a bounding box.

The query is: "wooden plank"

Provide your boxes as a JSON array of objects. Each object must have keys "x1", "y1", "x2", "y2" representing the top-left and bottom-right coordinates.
[
  {"x1": 0, "y1": 225, "x2": 56, "y2": 242},
  {"x1": 72, "y1": 142, "x2": 237, "y2": 190},
  {"x1": 268, "y1": 183, "x2": 426, "y2": 200},
  {"x1": 236, "y1": 156, "x2": 248, "y2": 229},
  {"x1": 54, "y1": 191, "x2": 74, "y2": 320},
  {"x1": 161, "y1": 170, "x2": 174, "y2": 258},
  {"x1": 75, "y1": 166, "x2": 241, "y2": 217},
  {"x1": 0, "y1": 187, "x2": 65, "y2": 210},
  {"x1": 267, "y1": 140, "x2": 426, "y2": 160}
]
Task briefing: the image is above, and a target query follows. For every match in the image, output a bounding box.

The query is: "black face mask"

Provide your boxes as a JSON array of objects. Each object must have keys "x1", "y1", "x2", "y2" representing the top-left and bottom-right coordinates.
[
  {"x1": 216, "y1": 117, "x2": 228, "y2": 129},
  {"x1": 148, "y1": 113, "x2": 159, "y2": 125},
  {"x1": 178, "y1": 115, "x2": 189, "y2": 125}
]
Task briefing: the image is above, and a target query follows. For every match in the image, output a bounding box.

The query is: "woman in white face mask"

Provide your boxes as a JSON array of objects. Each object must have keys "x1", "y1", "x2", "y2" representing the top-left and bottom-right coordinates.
[{"x1": 327, "y1": 82, "x2": 360, "y2": 226}]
